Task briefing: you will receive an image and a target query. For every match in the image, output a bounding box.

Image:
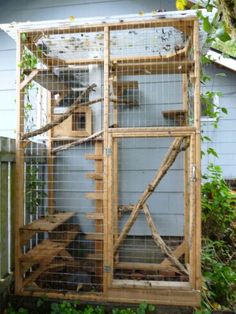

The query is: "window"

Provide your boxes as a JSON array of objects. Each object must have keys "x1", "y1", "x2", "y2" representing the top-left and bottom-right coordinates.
[
  {"x1": 72, "y1": 112, "x2": 86, "y2": 131},
  {"x1": 53, "y1": 107, "x2": 92, "y2": 138}
]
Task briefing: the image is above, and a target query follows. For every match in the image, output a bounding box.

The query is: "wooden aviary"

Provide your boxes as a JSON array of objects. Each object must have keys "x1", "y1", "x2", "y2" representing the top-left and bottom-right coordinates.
[{"x1": 2, "y1": 11, "x2": 201, "y2": 307}]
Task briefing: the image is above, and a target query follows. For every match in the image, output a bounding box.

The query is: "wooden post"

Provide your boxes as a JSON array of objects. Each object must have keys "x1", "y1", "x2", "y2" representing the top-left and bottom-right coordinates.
[
  {"x1": 182, "y1": 73, "x2": 190, "y2": 264},
  {"x1": 193, "y1": 19, "x2": 201, "y2": 291},
  {"x1": 47, "y1": 91, "x2": 55, "y2": 215},
  {"x1": 15, "y1": 31, "x2": 25, "y2": 293},
  {"x1": 111, "y1": 73, "x2": 119, "y2": 261},
  {"x1": 103, "y1": 26, "x2": 113, "y2": 293}
]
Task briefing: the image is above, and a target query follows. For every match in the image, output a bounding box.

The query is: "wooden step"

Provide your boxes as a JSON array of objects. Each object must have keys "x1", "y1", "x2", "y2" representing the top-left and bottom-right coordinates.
[
  {"x1": 85, "y1": 154, "x2": 103, "y2": 160},
  {"x1": 84, "y1": 233, "x2": 103, "y2": 241},
  {"x1": 86, "y1": 253, "x2": 103, "y2": 261},
  {"x1": 85, "y1": 213, "x2": 104, "y2": 220},
  {"x1": 162, "y1": 109, "x2": 187, "y2": 120},
  {"x1": 85, "y1": 192, "x2": 104, "y2": 200},
  {"x1": 20, "y1": 239, "x2": 65, "y2": 265},
  {"x1": 20, "y1": 212, "x2": 75, "y2": 232},
  {"x1": 20, "y1": 212, "x2": 75, "y2": 246},
  {"x1": 86, "y1": 172, "x2": 103, "y2": 181}
]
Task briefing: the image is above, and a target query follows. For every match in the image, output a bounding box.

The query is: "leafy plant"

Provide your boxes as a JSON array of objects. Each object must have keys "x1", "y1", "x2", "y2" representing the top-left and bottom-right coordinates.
[
  {"x1": 112, "y1": 303, "x2": 155, "y2": 314},
  {"x1": 7, "y1": 302, "x2": 155, "y2": 314},
  {"x1": 19, "y1": 47, "x2": 38, "y2": 71},
  {"x1": 202, "y1": 164, "x2": 236, "y2": 240},
  {"x1": 198, "y1": 164, "x2": 236, "y2": 313},
  {"x1": 7, "y1": 305, "x2": 29, "y2": 314},
  {"x1": 26, "y1": 163, "x2": 47, "y2": 214}
]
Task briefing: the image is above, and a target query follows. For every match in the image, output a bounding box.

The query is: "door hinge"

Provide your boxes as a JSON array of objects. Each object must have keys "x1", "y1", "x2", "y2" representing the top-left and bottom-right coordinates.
[
  {"x1": 192, "y1": 164, "x2": 196, "y2": 182},
  {"x1": 104, "y1": 265, "x2": 111, "y2": 273},
  {"x1": 105, "y1": 148, "x2": 112, "y2": 156}
]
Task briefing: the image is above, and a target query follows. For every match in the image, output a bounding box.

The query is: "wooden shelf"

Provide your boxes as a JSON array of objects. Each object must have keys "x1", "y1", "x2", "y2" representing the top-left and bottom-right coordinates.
[
  {"x1": 20, "y1": 212, "x2": 75, "y2": 246},
  {"x1": 85, "y1": 154, "x2": 103, "y2": 160},
  {"x1": 86, "y1": 253, "x2": 103, "y2": 261},
  {"x1": 85, "y1": 212, "x2": 104, "y2": 220},
  {"x1": 85, "y1": 192, "x2": 104, "y2": 201},
  {"x1": 85, "y1": 233, "x2": 103, "y2": 241},
  {"x1": 20, "y1": 212, "x2": 75, "y2": 232},
  {"x1": 21, "y1": 240, "x2": 63, "y2": 262},
  {"x1": 162, "y1": 109, "x2": 188, "y2": 120},
  {"x1": 86, "y1": 172, "x2": 103, "y2": 181},
  {"x1": 112, "y1": 61, "x2": 194, "y2": 75}
]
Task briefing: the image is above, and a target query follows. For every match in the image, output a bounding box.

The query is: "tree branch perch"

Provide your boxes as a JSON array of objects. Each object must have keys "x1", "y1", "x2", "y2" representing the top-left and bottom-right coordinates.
[
  {"x1": 21, "y1": 84, "x2": 99, "y2": 140},
  {"x1": 52, "y1": 130, "x2": 104, "y2": 153}
]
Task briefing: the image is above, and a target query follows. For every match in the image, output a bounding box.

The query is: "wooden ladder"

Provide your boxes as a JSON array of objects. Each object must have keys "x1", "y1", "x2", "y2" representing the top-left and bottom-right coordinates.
[{"x1": 85, "y1": 139, "x2": 104, "y2": 283}]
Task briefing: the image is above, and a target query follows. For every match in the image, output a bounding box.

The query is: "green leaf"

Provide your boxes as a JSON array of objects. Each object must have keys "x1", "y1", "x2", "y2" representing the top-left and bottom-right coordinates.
[
  {"x1": 203, "y1": 17, "x2": 212, "y2": 33},
  {"x1": 221, "y1": 107, "x2": 228, "y2": 114},
  {"x1": 216, "y1": 26, "x2": 231, "y2": 42},
  {"x1": 207, "y1": 148, "x2": 218, "y2": 158}
]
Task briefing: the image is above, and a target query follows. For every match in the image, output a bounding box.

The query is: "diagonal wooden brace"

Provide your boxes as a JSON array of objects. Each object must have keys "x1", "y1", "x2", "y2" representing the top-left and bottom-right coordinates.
[{"x1": 113, "y1": 136, "x2": 189, "y2": 253}]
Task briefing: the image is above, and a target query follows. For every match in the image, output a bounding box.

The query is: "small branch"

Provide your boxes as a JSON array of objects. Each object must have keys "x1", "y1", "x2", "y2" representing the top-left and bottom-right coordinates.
[
  {"x1": 142, "y1": 204, "x2": 189, "y2": 276},
  {"x1": 53, "y1": 130, "x2": 104, "y2": 153},
  {"x1": 21, "y1": 84, "x2": 98, "y2": 140}
]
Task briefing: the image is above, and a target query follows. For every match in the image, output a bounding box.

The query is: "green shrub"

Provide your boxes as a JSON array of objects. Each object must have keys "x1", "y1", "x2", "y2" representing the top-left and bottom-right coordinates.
[{"x1": 198, "y1": 164, "x2": 236, "y2": 313}]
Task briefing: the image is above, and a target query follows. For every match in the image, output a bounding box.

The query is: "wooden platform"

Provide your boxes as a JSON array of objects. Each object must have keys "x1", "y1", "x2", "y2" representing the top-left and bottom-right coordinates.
[
  {"x1": 85, "y1": 192, "x2": 104, "y2": 200},
  {"x1": 20, "y1": 212, "x2": 75, "y2": 232},
  {"x1": 162, "y1": 109, "x2": 188, "y2": 125},
  {"x1": 85, "y1": 154, "x2": 104, "y2": 160},
  {"x1": 20, "y1": 212, "x2": 75, "y2": 246}
]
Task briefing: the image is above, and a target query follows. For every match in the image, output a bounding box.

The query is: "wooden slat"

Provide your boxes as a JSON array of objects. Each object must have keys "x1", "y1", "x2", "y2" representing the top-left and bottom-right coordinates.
[
  {"x1": 0, "y1": 162, "x2": 9, "y2": 278},
  {"x1": 193, "y1": 19, "x2": 202, "y2": 290},
  {"x1": 20, "y1": 212, "x2": 74, "y2": 231},
  {"x1": 162, "y1": 109, "x2": 188, "y2": 119},
  {"x1": 86, "y1": 172, "x2": 103, "y2": 181},
  {"x1": 112, "y1": 61, "x2": 194, "y2": 75},
  {"x1": 20, "y1": 240, "x2": 65, "y2": 264},
  {"x1": 115, "y1": 262, "x2": 178, "y2": 273},
  {"x1": 86, "y1": 253, "x2": 103, "y2": 261},
  {"x1": 85, "y1": 192, "x2": 104, "y2": 200},
  {"x1": 85, "y1": 212, "x2": 104, "y2": 220},
  {"x1": 85, "y1": 154, "x2": 103, "y2": 160},
  {"x1": 15, "y1": 32, "x2": 25, "y2": 294},
  {"x1": 25, "y1": 17, "x2": 195, "y2": 37},
  {"x1": 21, "y1": 288, "x2": 200, "y2": 307},
  {"x1": 85, "y1": 233, "x2": 103, "y2": 241}
]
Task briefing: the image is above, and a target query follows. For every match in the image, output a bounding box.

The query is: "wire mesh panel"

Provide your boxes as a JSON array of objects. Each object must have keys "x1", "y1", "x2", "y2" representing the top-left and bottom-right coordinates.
[
  {"x1": 12, "y1": 14, "x2": 201, "y2": 305},
  {"x1": 18, "y1": 25, "x2": 105, "y2": 294},
  {"x1": 111, "y1": 136, "x2": 190, "y2": 283},
  {"x1": 109, "y1": 21, "x2": 194, "y2": 128}
]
